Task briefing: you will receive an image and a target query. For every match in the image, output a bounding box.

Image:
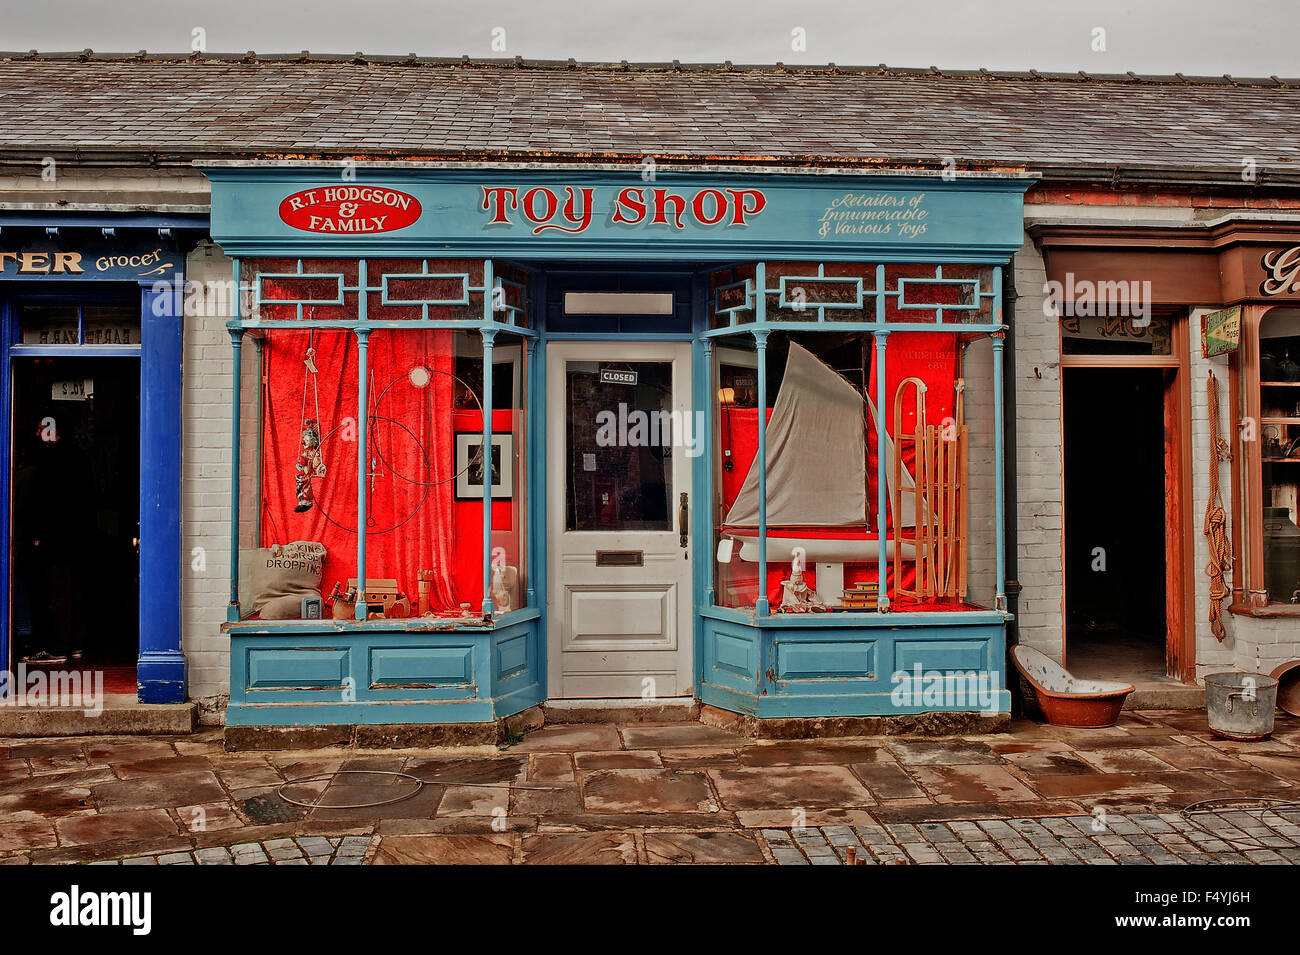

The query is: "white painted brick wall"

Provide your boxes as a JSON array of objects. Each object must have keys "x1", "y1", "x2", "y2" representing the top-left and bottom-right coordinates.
[
  {"x1": 1187, "y1": 309, "x2": 1240, "y2": 679},
  {"x1": 1011, "y1": 238, "x2": 1065, "y2": 659},
  {"x1": 181, "y1": 240, "x2": 235, "y2": 723}
]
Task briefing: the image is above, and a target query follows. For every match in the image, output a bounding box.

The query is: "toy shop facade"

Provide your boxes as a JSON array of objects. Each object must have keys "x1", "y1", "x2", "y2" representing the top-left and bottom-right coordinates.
[{"x1": 210, "y1": 164, "x2": 1029, "y2": 726}]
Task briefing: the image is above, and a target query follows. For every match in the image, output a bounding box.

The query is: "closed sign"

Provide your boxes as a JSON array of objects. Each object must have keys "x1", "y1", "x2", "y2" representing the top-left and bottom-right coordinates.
[{"x1": 600, "y1": 368, "x2": 638, "y2": 385}]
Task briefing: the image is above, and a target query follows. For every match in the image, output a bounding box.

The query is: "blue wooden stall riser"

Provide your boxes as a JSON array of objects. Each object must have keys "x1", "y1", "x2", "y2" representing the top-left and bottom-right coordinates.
[{"x1": 208, "y1": 167, "x2": 1029, "y2": 727}]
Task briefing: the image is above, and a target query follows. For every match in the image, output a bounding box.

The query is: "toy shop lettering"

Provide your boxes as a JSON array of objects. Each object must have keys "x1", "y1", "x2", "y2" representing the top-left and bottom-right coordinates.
[{"x1": 481, "y1": 186, "x2": 767, "y2": 234}]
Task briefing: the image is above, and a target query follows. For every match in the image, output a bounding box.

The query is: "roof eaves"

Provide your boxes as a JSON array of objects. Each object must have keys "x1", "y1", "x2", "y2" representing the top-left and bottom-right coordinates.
[{"x1": 1, "y1": 51, "x2": 1298, "y2": 87}]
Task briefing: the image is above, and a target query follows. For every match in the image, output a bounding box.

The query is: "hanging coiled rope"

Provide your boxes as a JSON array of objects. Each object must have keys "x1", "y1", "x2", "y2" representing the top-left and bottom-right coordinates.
[{"x1": 1204, "y1": 371, "x2": 1233, "y2": 641}]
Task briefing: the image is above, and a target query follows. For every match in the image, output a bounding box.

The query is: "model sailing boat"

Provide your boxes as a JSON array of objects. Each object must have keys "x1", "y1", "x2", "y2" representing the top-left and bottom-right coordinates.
[{"x1": 718, "y1": 341, "x2": 965, "y2": 605}]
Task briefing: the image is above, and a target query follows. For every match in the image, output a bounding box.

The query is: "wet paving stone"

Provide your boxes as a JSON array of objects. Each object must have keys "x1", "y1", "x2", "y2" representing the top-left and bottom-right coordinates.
[
  {"x1": 404, "y1": 756, "x2": 527, "y2": 786},
  {"x1": 84, "y1": 741, "x2": 177, "y2": 763},
  {"x1": 373, "y1": 834, "x2": 514, "y2": 865},
  {"x1": 1027, "y1": 772, "x2": 1172, "y2": 799},
  {"x1": 521, "y1": 831, "x2": 636, "y2": 865},
  {"x1": 0, "y1": 816, "x2": 58, "y2": 853},
  {"x1": 92, "y1": 771, "x2": 227, "y2": 811},
  {"x1": 176, "y1": 801, "x2": 245, "y2": 832},
  {"x1": 710, "y1": 765, "x2": 874, "y2": 810},
  {"x1": 574, "y1": 751, "x2": 663, "y2": 770},
  {"x1": 1074, "y1": 748, "x2": 1179, "y2": 773},
  {"x1": 436, "y1": 785, "x2": 510, "y2": 817},
  {"x1": 205, "y1": 756, "x2": 284, "y2": 790},
  {"x1": 0, "y1": 766, "x2": 115, "y2": 795},
  {"x1": 619, "y1": 723, "x2": 746, "y2": 749},
  {"x1": 738, "y1": 742, "x2": 890, "y2": 766},
  {"x1": 885, "y1": 739, "x2": 1001, "y2": 765},
  {"x1": 850, "y1": 762, "x2": 927, "y2": 799},
  {"x1": 528, "y1": 753, "x2": 574, "y2": 782},
  {"x1": 644, "y1": 831, "x2": 765, "y2": 864},
  {"x1": 511, "y1": 783, "x2": 583, "y2": 815},
  {"x1": 110, "y1": 756, "x2": 217, "y2": 779},
  {"x1": 582, "y1": 769, "x2": 715, "y2": 813},
  {"x1": 910, "y1": 765, "x2": 1038, "y2": 804},
  {"x1": 511, "y1": 724, "x2": 622, "y2": 753},
  {"x1": 56, "y1": 809, "x2": 179, "y2": 847},
  {"x1": 1001, "y1": 752, "x2": 1104, "y2": 775},
  {"x1": 0, "y1": 786, "x2": 93, "y2": 817}
]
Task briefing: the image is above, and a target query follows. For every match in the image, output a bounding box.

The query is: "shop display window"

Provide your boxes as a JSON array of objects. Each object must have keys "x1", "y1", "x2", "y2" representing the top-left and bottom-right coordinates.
[
  {"x1": 711, "y1": 261, "x2": 1001, "y2": 614},
  {"x1": 1251, "y1": 307, "x2": 1300, "y2": 605},
  {"x1": 235, "y1": 258, "x2": 528, "y2": 624}
]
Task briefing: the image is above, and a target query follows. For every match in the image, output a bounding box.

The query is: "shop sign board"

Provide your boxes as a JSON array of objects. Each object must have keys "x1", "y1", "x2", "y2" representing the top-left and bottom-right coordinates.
[
  {"x1": 1261, "y1": 246, "x2": 1300, "y2": 297},
  {"x1": 0, "y1": 244, "x2": 178, "y2": 282},
  {"x1": 1202, "y1": 306, "x2": 1241, "y2": 357},
  {"x1": 278, "y1": 186, "x2": 422, "y2": 234},
  {"x1": 207, "y1": 169, "x2": 1031, "y2": 259}
]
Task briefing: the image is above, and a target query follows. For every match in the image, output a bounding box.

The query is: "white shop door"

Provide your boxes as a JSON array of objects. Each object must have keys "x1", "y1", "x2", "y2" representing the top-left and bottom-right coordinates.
[{"x1": 546, "y1": 342, "x2": 694, "y2": 698}]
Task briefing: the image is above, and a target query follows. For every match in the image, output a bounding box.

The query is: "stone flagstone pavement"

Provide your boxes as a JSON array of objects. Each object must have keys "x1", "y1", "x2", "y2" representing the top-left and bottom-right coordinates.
[{"x1": 2, "y1": 710, "x2": 1299, "y2": 865}]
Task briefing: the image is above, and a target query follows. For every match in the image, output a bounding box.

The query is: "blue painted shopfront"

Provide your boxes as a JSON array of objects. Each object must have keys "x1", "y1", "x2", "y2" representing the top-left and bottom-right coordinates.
[
  {"x1": 206, "y1": 165, "x2": 1029, "y2": 726},
  {"x1": 0, "y1": 214, "x2": 202, "y2": 704}
]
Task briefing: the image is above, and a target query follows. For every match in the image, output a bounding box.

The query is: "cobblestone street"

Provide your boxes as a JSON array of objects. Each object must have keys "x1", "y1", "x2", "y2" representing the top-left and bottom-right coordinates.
[
  {"x1": 35, "y1": 808, "x2": 1300, "y2": 866},
  {"x1": 3, "y1": 710, "x2": 1299, "y2": 865}
]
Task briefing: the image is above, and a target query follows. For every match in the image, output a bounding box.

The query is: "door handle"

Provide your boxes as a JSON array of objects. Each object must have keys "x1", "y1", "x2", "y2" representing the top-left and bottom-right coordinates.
[{"x1": 679, "y1": 492, "x2": 689, "y2": 555}]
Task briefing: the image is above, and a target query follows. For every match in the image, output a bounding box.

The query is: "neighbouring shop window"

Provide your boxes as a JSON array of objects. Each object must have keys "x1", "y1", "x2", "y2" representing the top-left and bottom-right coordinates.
[
  {"x1": 1256, "y1": 307, "x2": 1300, "y2": 604},
  {"x1": 711, "y1": 262, "x2": 1000, "y2": 614},
  {"x1": 236, "y1": 258, "x2": 528, "y2": 622}
]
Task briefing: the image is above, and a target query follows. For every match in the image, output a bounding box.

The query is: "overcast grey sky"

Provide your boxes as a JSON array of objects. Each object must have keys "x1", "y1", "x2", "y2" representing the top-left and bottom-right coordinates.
[{"x1": 0, "y1": 0, "x2": 1296, "y2": 76}]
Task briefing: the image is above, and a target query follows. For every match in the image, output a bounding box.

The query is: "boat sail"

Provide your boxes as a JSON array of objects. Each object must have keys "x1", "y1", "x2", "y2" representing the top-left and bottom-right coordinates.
[{"x1": 722, "y1": 341, "x2": 918, "y2": 563}]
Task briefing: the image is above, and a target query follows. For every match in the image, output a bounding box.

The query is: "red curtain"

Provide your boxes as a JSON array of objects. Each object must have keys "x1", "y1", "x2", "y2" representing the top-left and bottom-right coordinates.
[{"x1": 260, "y1": 328, "x2": 460, "y2": 612}]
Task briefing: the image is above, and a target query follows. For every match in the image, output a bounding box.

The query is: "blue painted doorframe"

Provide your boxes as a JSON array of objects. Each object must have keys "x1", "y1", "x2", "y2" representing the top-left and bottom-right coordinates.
[
  {"x1": 0, "y1": 222, "x2": 192, "y2": 705},
  {"x1": 136, "y1": 280, "x2": 186, "y2": 702}
]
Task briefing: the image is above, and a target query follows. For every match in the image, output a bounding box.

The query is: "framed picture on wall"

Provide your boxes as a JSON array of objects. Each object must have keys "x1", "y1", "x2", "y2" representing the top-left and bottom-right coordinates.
[{"x1": 455, "y1": 433, "x2": 514, "y2": 500}]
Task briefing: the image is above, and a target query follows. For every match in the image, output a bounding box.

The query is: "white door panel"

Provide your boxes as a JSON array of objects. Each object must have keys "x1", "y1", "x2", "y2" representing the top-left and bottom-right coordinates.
[{"x1": 546, "y1": 342, "x2": 694, "y2": 699}]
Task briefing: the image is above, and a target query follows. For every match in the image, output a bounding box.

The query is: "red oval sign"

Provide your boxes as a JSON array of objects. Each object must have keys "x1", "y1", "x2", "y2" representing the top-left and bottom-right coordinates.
[{"x1": 278, "y1": 186, "x2": 421, "y2": 234}]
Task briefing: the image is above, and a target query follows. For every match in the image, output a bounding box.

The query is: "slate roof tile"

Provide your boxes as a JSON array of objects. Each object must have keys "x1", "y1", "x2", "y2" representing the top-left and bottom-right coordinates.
[{"x1": 0, "y1": 58, "x2": 1295, "y2": 174}]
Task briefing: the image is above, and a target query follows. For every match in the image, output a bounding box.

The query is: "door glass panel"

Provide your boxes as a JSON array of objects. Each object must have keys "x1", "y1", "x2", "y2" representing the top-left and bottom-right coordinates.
[{"x1": 566, "y1": 360, "x2": 673, "y2": 531}]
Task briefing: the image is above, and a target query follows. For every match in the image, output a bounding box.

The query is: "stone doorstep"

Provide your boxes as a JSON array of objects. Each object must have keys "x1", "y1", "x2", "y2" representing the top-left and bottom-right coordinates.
[
  {"x1": 1124, "y1": 683, "x2": 1207, "y2": 711},
  {"x1": 698, "y1": 705, "x2": 1012, "y2": 739},
  {"x1": 222, "y1": 706, "x2": 546, "y2": 751},
  {"x1": 0, "y1": 702, "x2": 196, "y2": 737},
  {"x1": 542, "y1": 698, "x2": 700, "y2": 724}
]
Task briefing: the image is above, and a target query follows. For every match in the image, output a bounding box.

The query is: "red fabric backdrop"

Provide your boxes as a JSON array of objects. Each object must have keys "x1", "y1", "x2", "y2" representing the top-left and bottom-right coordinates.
[{"x1": 260, "y1": 329, "x2": 511, "y2": 614}]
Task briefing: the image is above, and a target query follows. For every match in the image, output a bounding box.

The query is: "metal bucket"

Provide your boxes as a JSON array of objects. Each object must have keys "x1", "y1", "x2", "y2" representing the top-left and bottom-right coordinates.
[{"x1": 1205, "y1": 672, "x2": 1278, "y2": 740}]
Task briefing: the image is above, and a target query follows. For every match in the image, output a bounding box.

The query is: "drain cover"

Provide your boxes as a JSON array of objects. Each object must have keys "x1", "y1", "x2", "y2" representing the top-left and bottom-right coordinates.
[{"x1": 242, "y1": 794, "x2": 306, "y2": 824}]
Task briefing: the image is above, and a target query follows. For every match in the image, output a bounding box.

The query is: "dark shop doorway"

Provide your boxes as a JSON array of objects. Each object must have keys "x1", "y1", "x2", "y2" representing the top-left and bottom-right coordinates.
[
  {"x1": 10, "y1": 356, "x2": 140, "y2": 689},
  {"x1": 1063, "y1": 367, "x2": 1168, "y2": 683}
]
